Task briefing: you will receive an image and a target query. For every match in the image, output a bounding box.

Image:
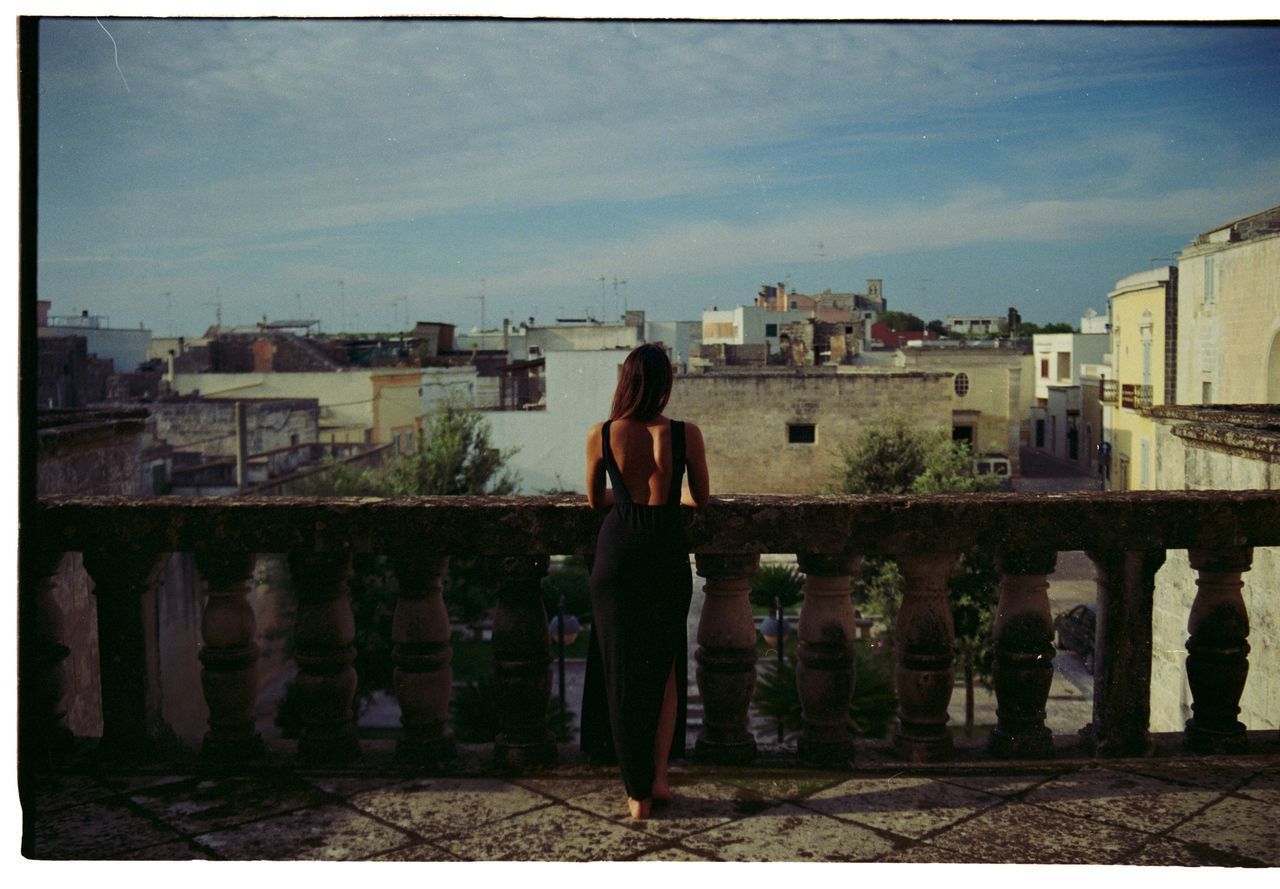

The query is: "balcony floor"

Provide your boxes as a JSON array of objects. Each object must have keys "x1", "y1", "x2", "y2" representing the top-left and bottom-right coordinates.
[{"x1": 19, "y1": 738, "x2": 1280, "y2": 864}]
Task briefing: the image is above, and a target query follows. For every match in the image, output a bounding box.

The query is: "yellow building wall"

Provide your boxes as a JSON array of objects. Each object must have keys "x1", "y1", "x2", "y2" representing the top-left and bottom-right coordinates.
[
  {"x1": 1109, "y1": 280, "x2": 1167, "y2": 490},
  {"x1": 371, "y1": 371, "x2": 425, "y2": 447}
]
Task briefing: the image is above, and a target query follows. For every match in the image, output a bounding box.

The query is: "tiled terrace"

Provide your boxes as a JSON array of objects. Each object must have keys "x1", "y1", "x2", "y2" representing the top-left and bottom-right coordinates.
[
  {"x1": 20, "y1": 492, "x2": 1280, "y2": 863},
  {"x1": 20, "y1": 739, "x2": 1280, "y2": 862}
]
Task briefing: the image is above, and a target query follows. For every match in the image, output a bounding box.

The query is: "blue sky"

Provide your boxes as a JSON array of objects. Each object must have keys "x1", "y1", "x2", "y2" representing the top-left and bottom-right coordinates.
[{"x1": 35, "y1": 18, "x2": 1280, "y2": 337}]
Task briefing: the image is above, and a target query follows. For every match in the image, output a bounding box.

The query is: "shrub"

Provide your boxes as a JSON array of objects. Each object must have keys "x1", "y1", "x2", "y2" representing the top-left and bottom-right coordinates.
[{"x1": 749, "y1": 563, "x2": 805, "y2": 611}]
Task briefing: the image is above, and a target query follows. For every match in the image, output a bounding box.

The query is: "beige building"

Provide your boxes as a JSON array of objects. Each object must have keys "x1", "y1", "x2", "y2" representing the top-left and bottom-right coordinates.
[
  {"x1": 1174, "y1": 204, "x2": 1280, "y2": 405},
  {"x1": 1148, "y1": 406, "x2": 1279, "y2": 733},
  {"x1": 171, "y1": 366, "x2": 479, "y2": 447},
  {"x1": 1104, "y1": 266, "x2": 1177, "y2": 490},
  {"x1": 667, "y1": 368, "x2": 953, "y2": 493},
  {"x1": 897, "y1": 345, "x2": 1034, "y2": 474}
]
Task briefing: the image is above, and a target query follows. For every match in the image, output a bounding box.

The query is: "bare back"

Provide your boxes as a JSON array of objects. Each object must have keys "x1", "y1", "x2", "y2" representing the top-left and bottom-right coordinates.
[{"x1": 608, "y1": 418, "x2": 677, "y2": 506}]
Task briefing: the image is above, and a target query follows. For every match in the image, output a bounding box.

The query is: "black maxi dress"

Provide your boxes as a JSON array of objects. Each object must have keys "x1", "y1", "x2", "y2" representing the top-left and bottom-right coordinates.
[{"x1": 580, "y1": 419, "x2": 692, "y2": 800}]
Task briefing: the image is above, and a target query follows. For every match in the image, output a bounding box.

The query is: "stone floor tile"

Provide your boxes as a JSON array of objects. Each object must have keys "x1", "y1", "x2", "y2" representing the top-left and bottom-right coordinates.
[
  {"x1": 128, "y1": 774, "x2": 332, "y2": 834},
  {"x1": 1124, "y1": 836, "x2": 1256, "y2": 867},
  {"x1": 1235, "y1": 769, "x2": 1280, "y2": 807},
  {"x1": 1169, "y1": 795, "x2": 1280, "y2": 865},
  {"x1": 346, "y1": 777, "x2": 551, "y2": 839},
  {"x1": 513, "y1": 776, "x2": 619, "y2": 802},
  {"x1": 24, "y1": 798, "x2": 183, "y2": 859},
  {"x1": 364, "y1": 841, "x2": 466, "y2": 861},
  {"x1": 193, "y1": 804, "x2": 415, "y2": 860},
  {"x1": 306, "y1": 775, "x2": 407, "y2": 799},
  {"x1": 434, "y1": 802, "x2": 667, "y2": 861},
  {"x1": 1125, "y1": 760, "x2": 1258, "y2": 793},
  {"x1": 635, "y1": 844, "x2": 717, "y2": 861},
  {"x1": 1021, "y1": 768, "x2": 1221, "y2": 833},
  {"x1": 938, "y1": 772, "x2": 1054, "y2": 797},
  {"x1": 19, "y1": 774, "x2": 116, "y2": 813},
  {"x1": 678, "y1": 803, "x2": 896, "y2": 862},
  {"x1": 929, "y1": 802, "x2": 1147, "y2": 864},
  {"x1": 96, "y1": 774, "x2": 193, "y2": 794},
  {"x1": 875, "y1": 841, "x2": 987, "y2": 863},
  {"x1": 588, "y1": 781, "x2": 774, "y2": 840},
  {"x1": 717, "y1": 775, "x2": 844, "y2": 801},
  {"x1": 800, "y1": 775, "x2": 1002, "y2": 839},
  {"x1": 115, "y1": 840, "x2": 214, "y2": 860}
]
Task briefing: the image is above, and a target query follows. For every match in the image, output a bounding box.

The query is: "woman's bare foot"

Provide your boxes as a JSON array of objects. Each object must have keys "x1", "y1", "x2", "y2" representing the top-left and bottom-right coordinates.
[
  {"x1": 628, "y1": 797, "x2": 652, "y2": 819},
  {"x1": 651, "y1": 782, "x2": 673, "y2": 805}
]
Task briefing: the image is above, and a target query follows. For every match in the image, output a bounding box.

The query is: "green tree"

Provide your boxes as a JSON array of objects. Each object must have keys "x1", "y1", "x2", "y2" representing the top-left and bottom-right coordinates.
[
  {"x1": 833, "y1": 416, "x2": 1001, "y2": 734},
  {"x1": 877, "y1": 310, "x2": 925, "y2": 332},
  {"x1": 1011, "y1": 321, "x2": 1075, "y2": 338}
]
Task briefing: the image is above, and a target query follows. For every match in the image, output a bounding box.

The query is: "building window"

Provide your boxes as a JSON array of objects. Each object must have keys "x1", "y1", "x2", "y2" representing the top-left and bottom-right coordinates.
[
  {"x1": 787, "y1": 423, "x2": 816, "y2": 444},
  {"x1": 954, "y1": 372, "x2": 970, "y2": 397},
  {"x1": 1040, "y1": 358, "x2": 1049, "y2": 378},
  {"x1": 789, "y1": 300, "x2": 797, "y2": 309},
  {"x1": 765, "y1": 323, "x2": 778, "y2": 337},
  {"x1": 1202, "y1": 381, "x2": 1213, "y2": 404}
]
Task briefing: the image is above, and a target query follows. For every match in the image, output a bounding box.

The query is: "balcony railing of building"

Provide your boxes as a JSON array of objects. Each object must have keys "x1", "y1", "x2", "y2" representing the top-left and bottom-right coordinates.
[
  {"x1": 1099, "y1": 378, "x2": 1118, "y2": 404},
  {"x1": 23, "y1": 491, "x2": 1280, "y2": 773}
]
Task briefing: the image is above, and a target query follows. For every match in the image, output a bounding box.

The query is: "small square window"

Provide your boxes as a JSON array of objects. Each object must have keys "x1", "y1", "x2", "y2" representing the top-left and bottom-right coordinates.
[
  {"x1": 765, "y1": 323, "x2": 778, "y2": 337},
  {"x1": 788, "y1": 423, "x2": 816, "y2": 444}
]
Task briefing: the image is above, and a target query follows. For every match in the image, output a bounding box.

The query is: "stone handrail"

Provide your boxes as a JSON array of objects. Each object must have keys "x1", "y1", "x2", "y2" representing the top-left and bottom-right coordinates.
[{"x1": 23, "y1": 491, "x2": 1280, "y2": 772}]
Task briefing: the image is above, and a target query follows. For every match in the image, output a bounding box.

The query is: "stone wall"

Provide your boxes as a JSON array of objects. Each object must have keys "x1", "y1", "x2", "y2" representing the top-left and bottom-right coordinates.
[
  {"x1": 1150, "y1": 407, "x2": 1280, "y2": 732},
  {"x1": 666, "y1": 369, "x2": 953, "y2": 493},
  {"x1": 150, "y1": 399, "x2": 320, "y2": 457}
]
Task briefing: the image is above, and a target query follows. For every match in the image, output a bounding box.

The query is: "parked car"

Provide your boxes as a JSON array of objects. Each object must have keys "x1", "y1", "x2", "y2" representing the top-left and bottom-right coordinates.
[
  {"x1": 973, "y1": 453, "x2": 1014, "y2": 490},
  {"x1": 1054, "y1": 603, "x2": 1097, "y2": 668}
]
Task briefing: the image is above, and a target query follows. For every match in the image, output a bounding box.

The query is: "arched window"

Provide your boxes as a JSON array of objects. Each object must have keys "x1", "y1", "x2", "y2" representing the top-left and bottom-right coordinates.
[{"x1": 954, "y1": 372, "x2": 970, "y2": 397}]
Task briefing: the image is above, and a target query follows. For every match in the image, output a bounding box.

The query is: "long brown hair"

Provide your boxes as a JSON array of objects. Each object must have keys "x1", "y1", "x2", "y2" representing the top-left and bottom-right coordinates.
[{"x1": 609, "y1": 343, "x2": 673, "y2": 421}]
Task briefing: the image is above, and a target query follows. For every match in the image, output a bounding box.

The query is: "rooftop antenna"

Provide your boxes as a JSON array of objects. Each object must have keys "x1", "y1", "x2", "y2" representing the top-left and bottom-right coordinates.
[
  {"x1": 468, "y1": 285, "x2": 486, "y2": 336},
  {"x1": 597, "y1": 276, "x2": 607, "y2": 321},
  {"x1": 613, "y1": 277, "x2": 627, "y2": 317},
  {"x1": 164, "y1": 291, "x2": 173, "y2": 338},
  {"x1": 202, "y1": 289, "x2": 223, "y2": 330}
]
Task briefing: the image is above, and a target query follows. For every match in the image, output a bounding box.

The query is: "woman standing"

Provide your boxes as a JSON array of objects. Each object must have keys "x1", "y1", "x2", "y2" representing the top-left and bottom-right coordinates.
[{"x1": 580, "y1": 344, "x2": 710, "y2": 820}]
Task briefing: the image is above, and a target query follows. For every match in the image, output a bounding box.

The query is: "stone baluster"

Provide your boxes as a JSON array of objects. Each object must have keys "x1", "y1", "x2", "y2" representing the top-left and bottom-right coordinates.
[
  {"x1": 492, "y1": 555, "x2": 555, "y2": 768},
  {"x1": 1185, "y1": 547, "x2": 1253, "y2": 754},
  {"x1": 288, "y1": 552, "x2": 360, "y2": 763},
  {"x1": 193, "y1": 550, "x2": 262, "y2": 760},
  {"x1": 1086, "y1": 548, "x2": 1164, "y2": 757},
  {"x1": 692, "y1": 553, "x2": 759, "y2": 764},
  {"x1": 82, "y1": 545, "x2": 166, "y2": 760},
  {"x1": 894, "y1": 550, "x2": 958, "y2": 762},
  {"x1": 793, "y1": 553, "x2": 860, "y2": 764},
  {"x1": 386, "y1": 552, "x2": 455, "y2": 763},
  {"x1": 989, "y1": 548, "x2": 1057, "y2": 759},
  {"x1": 18, "y1": 545, "x2": 74, "y2": 767}
]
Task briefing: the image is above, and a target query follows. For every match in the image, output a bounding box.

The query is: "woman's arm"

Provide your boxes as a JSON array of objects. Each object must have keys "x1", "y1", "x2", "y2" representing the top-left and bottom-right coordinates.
[
  {"x1": 585, "y1": 422, "x2": 613, "y2": 510},
  {"x1": 681, "y1": 421, "x2": 710, "y2": 508}
]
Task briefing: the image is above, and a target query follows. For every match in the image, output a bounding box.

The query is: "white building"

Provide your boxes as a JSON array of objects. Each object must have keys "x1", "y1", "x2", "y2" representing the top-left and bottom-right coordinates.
[
  {"x1": 944, "y1": 315, "x2": 1006, "y2": 336},
  {"x1": 701, "y1": 305, "x2": 809, "y2": 354},
  {"x1": 38, "y1": 306, "x2": 152, "y2": 372},
  {"x1": 484, "y1": 350, "x2": 630, "y2": 493}
]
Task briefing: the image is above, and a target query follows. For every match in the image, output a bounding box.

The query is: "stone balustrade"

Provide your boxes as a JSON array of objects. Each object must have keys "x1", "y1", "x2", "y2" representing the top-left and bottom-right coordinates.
[{"x1": 22, "y1": 491, "x2": 1280, "y2": 770}]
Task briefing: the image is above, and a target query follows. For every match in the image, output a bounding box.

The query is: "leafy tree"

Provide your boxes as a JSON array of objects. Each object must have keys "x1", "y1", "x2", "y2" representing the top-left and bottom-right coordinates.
[
  {"x1": 1011, "y1": 321, "x2": 1075, "y2": 338},
  {"x1": 925, "y1": 319, "x2": 949, "y2": 337},
  {"x1": 833, "y1": 416, "x2": 1002, "y2": 733},
  {"x1": 877, "y1": 310, "x2": 925, "y2": 332},
  {"x1": 749, "y1": 563, "x2": 805, "y2": 611}
]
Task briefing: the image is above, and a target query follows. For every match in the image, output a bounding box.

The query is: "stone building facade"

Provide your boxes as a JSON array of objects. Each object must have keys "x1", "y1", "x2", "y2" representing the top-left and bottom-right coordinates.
[
  {"x1": 666, "y1": 368, "x2": 953, "y2": 493},
  {"x1": 1148, "y1": 405, "x2": 1280, "y2": 733},
  {"x1": 1173, "y1": 204, "x2": 1280, "y2": 405},
  {"x1": 897, "y1": 346, "x2": 1033, "y2": 474}
]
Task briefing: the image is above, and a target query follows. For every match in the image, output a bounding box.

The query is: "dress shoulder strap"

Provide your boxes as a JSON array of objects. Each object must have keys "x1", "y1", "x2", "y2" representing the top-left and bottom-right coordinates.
[
  {"x1": 666, "y1": 420, "x2": 687, "y2": 506},
  {"x1": 600, "y1": 420, "x2": 629, "y2": 503}
]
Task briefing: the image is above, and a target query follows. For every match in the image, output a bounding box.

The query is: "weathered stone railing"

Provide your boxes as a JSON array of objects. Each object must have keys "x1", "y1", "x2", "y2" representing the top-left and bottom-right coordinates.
[{"x1": 23, "y1": 491, "x2": 1280, "y2": 771}]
